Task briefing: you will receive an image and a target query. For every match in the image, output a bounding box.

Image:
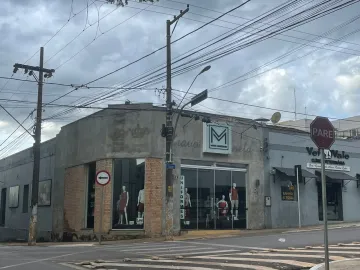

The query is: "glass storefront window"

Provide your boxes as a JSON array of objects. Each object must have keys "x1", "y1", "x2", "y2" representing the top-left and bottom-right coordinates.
[
  {"x1": 112, "y1": 159, "x2": 145, "y2": 229},
  {"x1": 180, "y1": 168, "x2": 197, "y2": 230},
  {"x1": 180, "y1": 166, "x2": 247, "y2": 230}
]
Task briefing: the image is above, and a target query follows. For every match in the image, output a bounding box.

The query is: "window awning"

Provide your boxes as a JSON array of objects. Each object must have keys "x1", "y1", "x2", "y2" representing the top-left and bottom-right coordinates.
[
  {"x1": 274, "y1": 167, "x2": 316, "y2": 178},
  {"x1": 315, "y1": 170, "x2": 357, "y2": 180}
]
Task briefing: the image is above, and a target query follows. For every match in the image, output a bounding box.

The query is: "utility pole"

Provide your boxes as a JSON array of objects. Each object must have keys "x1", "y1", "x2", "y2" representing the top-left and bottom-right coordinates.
[
  {"x1": 162, "y1": 6, "x2": 189, "y2": 240},
  {"x1": 13, "y1": 47, "x2": 55, "y2": 246}
]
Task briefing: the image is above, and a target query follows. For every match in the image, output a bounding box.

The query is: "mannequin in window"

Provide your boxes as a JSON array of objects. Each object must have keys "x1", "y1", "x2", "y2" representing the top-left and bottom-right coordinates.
[
  {"x1": 117, "y1": 185, "x2": 129, "y2": 225},
  {"x1": 217, "y1": 195, "x2": 228, "y2": 217},
  {"x1": 229, "y1": 182, "x2": 239, "y2": 220},
  {"x1": 137, "y1": 188, "x2": 144, "y2": 219},
  {"x1": 184, "y1": 188, "x2": 191, "y2": 219}
]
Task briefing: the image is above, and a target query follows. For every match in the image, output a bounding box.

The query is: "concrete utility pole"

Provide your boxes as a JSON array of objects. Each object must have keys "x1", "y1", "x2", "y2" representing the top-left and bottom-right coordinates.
[
  {"x1": 163, "y1": 6, "x2": 189, "y2": 240},
  {"x1": 13, "y1": 47, "x2": 55, "y2": 246}
]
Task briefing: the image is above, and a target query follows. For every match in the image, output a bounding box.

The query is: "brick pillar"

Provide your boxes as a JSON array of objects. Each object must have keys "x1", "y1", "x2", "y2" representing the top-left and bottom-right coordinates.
[
  {"x1": 63, "y1": 165, "x2": 86, "y2": 232},
  {"x1": 144, "y1": 158, "x2": 164, "y2": 237},
  {"x1": 94, "y1": 159, "x2": 113, "y2": 233}
]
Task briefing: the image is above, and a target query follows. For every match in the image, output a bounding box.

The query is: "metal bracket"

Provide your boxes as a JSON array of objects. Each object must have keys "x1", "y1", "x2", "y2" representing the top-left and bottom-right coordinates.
[
  {"x1": 304, "y1": 178, "x2": 312, "y2": 185},
  {"x1": 342, "y1": 180, "x2": 351, "y2": 187}
]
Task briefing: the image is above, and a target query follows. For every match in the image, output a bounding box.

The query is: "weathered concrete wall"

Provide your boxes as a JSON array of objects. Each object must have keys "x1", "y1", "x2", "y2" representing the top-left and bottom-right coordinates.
[
  {"x1": 0, "y1": 139, "x2": 55, "y2": 241},
  {"x1": 268, "y1": 130, "x2": 360, "y2": 228}
]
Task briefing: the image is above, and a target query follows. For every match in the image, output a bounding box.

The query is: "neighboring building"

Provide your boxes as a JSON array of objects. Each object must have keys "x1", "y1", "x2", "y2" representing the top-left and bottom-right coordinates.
[
  {"x1": 266, "y1": 128, "x2": 360, "y2": 228},
  {"x1": 277, "y1": 119, "x2": 311, "y2": 132},
  {"x1": 1, "y1": 103, "x2": 360, "y2": 241}
]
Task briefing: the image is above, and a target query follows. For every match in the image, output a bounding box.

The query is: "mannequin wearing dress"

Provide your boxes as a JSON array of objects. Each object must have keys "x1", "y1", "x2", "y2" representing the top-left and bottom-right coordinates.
[
  {"x1": 117, "y1": 185, "x2": 129, "y2": 225},
  {"x1": 229, "y1": 182, "x2": 239, "y2": 219},
  {"x1": 217, "y1": 195, "x2": 228, "y2": 217}
]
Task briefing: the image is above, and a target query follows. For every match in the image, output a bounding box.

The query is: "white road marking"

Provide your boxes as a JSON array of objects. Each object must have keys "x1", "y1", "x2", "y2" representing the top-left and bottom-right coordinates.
[
  {"x1": 88, "y1": 262, "x2": 220, "y2": 270},
  {"x1": 236, "y1": 252, "x2": 346, "y2": 261},
  {"x1": 138, "y1": 258, "x2": 278, "y2": 270},
  {"x1": 0, "y1": 250, "x2": 97, "y2": 269},
  {"x1": 121, "y1": 245, "x2": 197, "y2": 252},
  {"x1": 135, "y1": 247, "x2": 212, "y2": 254},
  {"x1": 158, "y1": 249, "x2": 237, "y2": 257},
  {"x1": 59, "y1": 263, "x2": 86, "y2": 270},
  {"x1": 190, "y1": 255, "x2": 315, "y2": 268},
  {"x1": 271, "y1": 249, "x2": 360, "y2": 254},
  {"x1": 50, "y1": 244, "x2": 95, "y2": 248},
  {"x1": 185, "y1": 241, "x2": 268, "y2": 250}
]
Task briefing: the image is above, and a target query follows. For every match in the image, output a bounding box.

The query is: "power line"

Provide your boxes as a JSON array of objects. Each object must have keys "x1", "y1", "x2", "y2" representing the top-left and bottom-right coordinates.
[
  {"x1": 163, "y1": 0, "x2": 360, "y2": 48},
  {"x1": 51, "y1": 0, "x2": 304, "y2": 116},
  {"x1": 83, "y1": 0, "x2": 253, "y2": 86},
  {"x1": 127, "y1": 0, "x2": 356, "y2": 90}
]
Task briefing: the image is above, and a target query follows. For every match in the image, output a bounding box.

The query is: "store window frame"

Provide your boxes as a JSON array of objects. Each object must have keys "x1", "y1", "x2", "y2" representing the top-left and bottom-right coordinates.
[
  {"x1": 112, "y1": 158, "x2": 145, "y2": 230},
  {"x1": 180, "y1": 164, "x2": 248, "y2": 230}
]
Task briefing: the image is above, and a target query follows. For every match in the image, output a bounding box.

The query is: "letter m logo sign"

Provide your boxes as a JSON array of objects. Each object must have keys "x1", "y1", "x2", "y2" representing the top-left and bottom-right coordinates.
[
  {"x1": 203, "y1": 123, "x2": 232, "y2": 154},
  {"x1": 209, "y1": 125, "x2": 229, "y2": 150}
]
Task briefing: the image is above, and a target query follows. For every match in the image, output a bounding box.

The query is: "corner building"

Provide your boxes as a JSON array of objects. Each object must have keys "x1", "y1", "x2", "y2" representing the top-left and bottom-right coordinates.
[{"x1": 0, "y1": 103, "x2": 267, "y2": 241}]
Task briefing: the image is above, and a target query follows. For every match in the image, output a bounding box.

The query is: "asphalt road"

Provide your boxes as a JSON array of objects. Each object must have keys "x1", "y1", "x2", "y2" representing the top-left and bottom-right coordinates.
[{"x1": 1, "y1": 226, "x2": 360, "y2": 270}]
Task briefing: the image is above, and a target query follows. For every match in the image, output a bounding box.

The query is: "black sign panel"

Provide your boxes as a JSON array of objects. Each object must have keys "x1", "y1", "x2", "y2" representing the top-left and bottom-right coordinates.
[{"x1": 281, "y1": 186, "x2": 295, "y2": 201}]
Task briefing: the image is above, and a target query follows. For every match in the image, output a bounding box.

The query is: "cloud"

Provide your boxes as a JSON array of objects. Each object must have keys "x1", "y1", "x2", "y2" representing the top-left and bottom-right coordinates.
[{"x1": 1, "y1": 0, "x2": 360, "y2": 156}]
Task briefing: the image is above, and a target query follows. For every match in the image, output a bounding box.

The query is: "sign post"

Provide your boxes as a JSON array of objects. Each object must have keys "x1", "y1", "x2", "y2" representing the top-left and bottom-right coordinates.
[
  {"x1": 95, "y1": 170, "x2": 111, "y2": 245},
  {"x1": 294, "y1": 165, "x2": 302, "y2": 228},
  {"x1": 310, "y1": 116, "x2": 335, "y2": 270}
]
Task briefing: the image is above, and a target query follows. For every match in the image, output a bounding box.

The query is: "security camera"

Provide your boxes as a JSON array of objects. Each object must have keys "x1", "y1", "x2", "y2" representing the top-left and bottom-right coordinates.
[{"x1": 260, "y1": 146, "x2": 263, "y2": 151}]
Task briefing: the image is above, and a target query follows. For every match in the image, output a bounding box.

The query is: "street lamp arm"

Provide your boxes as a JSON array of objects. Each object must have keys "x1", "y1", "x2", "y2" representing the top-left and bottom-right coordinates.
[
  {"x1": 176, "y1": 74, "x2": 199, "y2": 110},
  {"x1": 173, "y1": 100, "x2": 192, "y2": 140}
]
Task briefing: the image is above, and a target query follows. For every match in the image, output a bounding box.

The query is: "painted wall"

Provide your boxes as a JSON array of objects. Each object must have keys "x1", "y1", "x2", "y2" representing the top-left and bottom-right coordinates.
[
  {"x1": 0, "y1": 139, "x2": 55, "y2": 241},
  {"x1": 268, "y1": 130, "x2": 360, "y2": 228}
]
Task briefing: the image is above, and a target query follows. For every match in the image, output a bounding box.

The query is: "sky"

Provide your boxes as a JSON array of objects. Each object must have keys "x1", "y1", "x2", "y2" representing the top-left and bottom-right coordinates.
[{"x1": 1, "y1": 0, "x2": 360, "y2": 157}]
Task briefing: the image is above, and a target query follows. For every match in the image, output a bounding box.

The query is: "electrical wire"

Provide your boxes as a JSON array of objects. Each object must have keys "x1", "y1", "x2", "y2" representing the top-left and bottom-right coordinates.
[{"x1": 131, "y1": 0, "x2": 358, "y2": 89}]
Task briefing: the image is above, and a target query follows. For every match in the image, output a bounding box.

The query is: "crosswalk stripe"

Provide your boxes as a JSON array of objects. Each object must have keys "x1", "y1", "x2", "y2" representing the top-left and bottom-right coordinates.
[
  {"x1": 190, "y1": 255, "x2": 315, "y2": 268},
  {"x1": 157, "y1": 249, "x2": 237, "y2": 257},
  {"x1": 138, "y1": 258, "x2": 278, "y2": 270},
  {"x1": 270, "y1": 249, "x2": 360, "y2": 254},
  {"x1": 115, "y1": 245, "x2": 195, "y2": 252},
  {"x1": 135, "y1": 247, "x2": 213, "y2": 254},
  {"x1": 88, "y1": 262, "x2": 221, "y2": 270},
  {"x1": 234, "y1": 252, "x2": 346, "y2": 261}
]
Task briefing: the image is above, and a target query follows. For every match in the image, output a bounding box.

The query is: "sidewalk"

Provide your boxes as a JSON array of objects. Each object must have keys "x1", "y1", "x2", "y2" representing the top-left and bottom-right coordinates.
[
  {"x1": 311, "y1": 259, "x2": 360, "y2": 269},
  {"x1": 1, "y1": 221, "x2": 360, "y2": 246}
]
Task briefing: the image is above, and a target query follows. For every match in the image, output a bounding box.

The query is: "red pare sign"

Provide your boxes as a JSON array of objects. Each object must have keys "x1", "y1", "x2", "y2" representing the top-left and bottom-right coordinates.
[{"x1": 310, "y1": 116, "x2": 335, "y2": 149}]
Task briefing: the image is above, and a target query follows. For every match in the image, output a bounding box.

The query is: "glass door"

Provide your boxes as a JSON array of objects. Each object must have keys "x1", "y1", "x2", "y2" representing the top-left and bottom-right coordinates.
[
  {"x1": 215, "y1": 170, "x2": 232, "y2": 229},
  {"x1": 180, "y1": 168, "x2": 197, "y2": 230},
  {"x1": 232, "y1": 171, "x2": 246, "y2": 229},
  {"x1": 198, "y1": 169, "x2": 215, "y2": 229}
]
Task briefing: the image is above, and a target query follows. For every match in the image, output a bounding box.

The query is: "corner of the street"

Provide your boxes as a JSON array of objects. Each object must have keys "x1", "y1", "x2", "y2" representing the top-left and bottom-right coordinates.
[{"x1": 310, "y1": 258, "x2": 360, "y2": 270}]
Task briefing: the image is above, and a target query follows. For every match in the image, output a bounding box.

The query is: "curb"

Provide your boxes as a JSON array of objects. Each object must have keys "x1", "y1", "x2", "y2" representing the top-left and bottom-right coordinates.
[{"x1": 310, "y1": 259, "x2": 360, "y2": 270}]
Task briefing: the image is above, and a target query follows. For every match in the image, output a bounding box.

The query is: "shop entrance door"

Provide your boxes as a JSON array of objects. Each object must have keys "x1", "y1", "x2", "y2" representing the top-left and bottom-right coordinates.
[
  {"x1": 181, "y1": 165, "x2": 247, "y2": 230},
  {"x1": 317, "y1": 182, "x2": 343, "y2": 221},
  {"x1": 0, "y1": 188, "x2": 6, "y2": 226}
]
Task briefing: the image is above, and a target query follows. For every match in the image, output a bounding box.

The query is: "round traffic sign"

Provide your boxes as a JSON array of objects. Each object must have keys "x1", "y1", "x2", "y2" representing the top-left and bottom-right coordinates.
[
  {"x1": 310, "y1": 116, "x2": 335, "y2": 149},
  {"x1": 96, "y1": 170, "x2": 111, "y2": 186}
]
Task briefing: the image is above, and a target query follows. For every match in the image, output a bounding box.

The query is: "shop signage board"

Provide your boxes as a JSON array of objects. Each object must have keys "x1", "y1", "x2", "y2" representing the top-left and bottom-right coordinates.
[
  {"x1": 203, "y1": 123, "x2": 232, "y2": 154},
  {"x1": 307, "y1": 163, "x2": 350, "y2": 172},
  {"x1": 96, "y1": 170, "x2": 111, "y2": 186},
  {"x1": 281, "y1": 186, "x2": 295, "y2": 201},
  {"x1": 180, "y1": 175, "x2": 185, "y2": 220}
]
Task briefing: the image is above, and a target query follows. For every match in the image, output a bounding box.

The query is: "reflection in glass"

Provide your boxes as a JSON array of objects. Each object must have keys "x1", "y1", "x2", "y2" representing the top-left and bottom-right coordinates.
[
  {"x1": 180, "y1": 168, "x2": 197, "y2": 229},
  {"x1": 232, "y1": 171, "x2": 246, "y2": 229},
  {"x1": 198, "y1": 169, "x2": 214, "y2": 230},
  {"x1": 112, "y1": 159, "x2": 145, "y2": 229},
  {"x1": 215, "y1": 170, "x2": 231, "y2": 229},
  {"x1": 9, "y1": 186, "x2": 19, "y2": 208}
]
